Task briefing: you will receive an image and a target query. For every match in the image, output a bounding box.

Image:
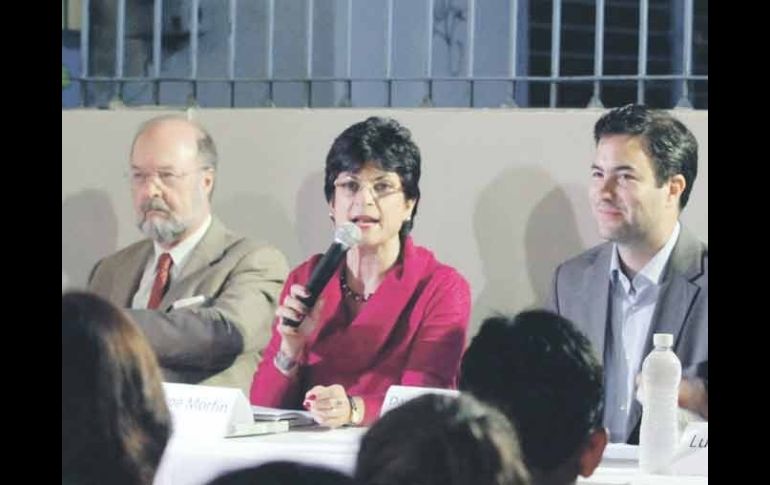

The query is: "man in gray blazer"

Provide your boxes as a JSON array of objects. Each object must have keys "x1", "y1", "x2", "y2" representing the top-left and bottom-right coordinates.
[
  {"x1": 549, "y1": 104, "x2": 707, "y2": 444},
  {"x1": 89, "y1": 114, "x2": 289, "y2": 396}
]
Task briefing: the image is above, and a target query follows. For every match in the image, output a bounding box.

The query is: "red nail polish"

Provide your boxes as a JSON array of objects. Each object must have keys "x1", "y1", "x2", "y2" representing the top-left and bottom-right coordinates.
[
  {"x1": 307, "y1": 394, "x2": 316, "y2": 400},
  {"x1": 303, "y1": 401, "x2": 311, "y2": 409}
]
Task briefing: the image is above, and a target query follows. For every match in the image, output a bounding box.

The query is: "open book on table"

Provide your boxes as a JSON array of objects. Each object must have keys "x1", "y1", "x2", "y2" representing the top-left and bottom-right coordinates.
[{"x1": 251, "y1": 405, "x2": 317, "y2": 428}]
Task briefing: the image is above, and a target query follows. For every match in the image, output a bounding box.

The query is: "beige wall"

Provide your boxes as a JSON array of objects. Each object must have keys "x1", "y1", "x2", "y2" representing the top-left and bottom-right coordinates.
[
  {"x1": 62, "y1": 108, "x2": 708, "y2": 337},
  {"x1": 63, "y1": 0, "x2": 82, "y2": 30}
]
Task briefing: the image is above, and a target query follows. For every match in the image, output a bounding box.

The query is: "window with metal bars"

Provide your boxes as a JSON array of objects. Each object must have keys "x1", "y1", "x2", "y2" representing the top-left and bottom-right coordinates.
[{"x1": 61, "y1": 0, "x2": 707, "y2": 109}]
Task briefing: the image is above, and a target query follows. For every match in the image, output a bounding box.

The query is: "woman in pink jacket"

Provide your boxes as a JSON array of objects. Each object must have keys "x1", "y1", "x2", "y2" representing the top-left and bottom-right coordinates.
[{"x1": 250, "y1": 116, "x2": 470, "y2": 427}]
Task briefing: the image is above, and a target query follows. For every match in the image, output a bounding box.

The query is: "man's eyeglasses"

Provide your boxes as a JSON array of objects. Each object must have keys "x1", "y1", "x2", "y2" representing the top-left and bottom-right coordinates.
[
  {"x1": 333, "y1": 177, "x2": 403, "y2": 200},
  {"x1": 127, "y1": 167, "x2": 212, "y2": 187}
]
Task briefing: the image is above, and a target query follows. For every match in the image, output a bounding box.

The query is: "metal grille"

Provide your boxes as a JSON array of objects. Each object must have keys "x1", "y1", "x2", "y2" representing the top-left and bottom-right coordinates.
[{"x1": 61, "y1": 0, "x2": 707, "y2": 109}]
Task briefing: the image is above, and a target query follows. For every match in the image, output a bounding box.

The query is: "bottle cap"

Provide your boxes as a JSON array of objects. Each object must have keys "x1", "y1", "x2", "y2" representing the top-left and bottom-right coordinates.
[{"x1": 653, "y1": 333, "x2": 673, "y2": 347}]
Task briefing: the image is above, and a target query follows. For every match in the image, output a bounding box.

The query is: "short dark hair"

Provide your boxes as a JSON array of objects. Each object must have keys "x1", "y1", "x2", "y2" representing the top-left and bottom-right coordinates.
[
  {"x1": 324, "y1": 116, "x2": 421, "y2": 239},
  {"x1": 62, "y1": 292, "x2": 171, "y2": 485},
  {"x1": 355, "y1": 394, "x2": 530, "y2": 485},
  {"x1": 208, "y1": 461, "x2": 353, "y2": 485},
  {"x1": 460, "y1": 310, "x2": 604, "y2": 475},
  {"x1": 593, "y1": 103, "x2": 698, "y2": 209}
]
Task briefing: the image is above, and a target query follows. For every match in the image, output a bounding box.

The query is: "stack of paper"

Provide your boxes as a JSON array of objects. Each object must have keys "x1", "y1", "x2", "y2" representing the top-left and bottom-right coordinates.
[{"x1": 251, "y1": 405, "x2": 317, "y2": 428}]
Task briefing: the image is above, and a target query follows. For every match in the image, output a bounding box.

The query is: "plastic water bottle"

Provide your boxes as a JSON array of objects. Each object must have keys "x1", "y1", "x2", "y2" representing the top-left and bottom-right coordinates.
[{"x1": 639, "y1": 333, "x2": 682, "y2": 474}]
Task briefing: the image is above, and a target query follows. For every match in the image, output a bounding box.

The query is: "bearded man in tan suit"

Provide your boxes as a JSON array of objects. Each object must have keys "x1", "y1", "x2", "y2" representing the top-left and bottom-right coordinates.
[{"x1": 89, "y1": 114, "x2": 288, "y2": 395}]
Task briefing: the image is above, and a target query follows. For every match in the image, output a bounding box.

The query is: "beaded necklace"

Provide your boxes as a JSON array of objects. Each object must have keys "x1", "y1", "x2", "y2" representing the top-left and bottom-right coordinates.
[{"x1": 340, "y1": 269, "x2": 372, "y2": 302}]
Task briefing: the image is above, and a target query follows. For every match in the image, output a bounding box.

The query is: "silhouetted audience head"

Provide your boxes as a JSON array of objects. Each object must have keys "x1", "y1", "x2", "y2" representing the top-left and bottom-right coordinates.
[
  {"x1": 208, "y1": 461, "x2": 353, "y2": 485},
  {"x1": 62, "y1": 291, "x2": 171, "y2": 485},
  {"x1": 355, "y1": 393, "x2": 530, "y2": 485},
  {"x1": 461, "y1": 310, "x2": 607, "y2": 485}
]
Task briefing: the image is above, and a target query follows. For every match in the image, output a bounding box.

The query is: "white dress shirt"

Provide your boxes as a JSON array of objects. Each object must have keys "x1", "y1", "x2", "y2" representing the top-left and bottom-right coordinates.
[{"x1": 603, "y1": 221, "x2": 681, "y2": 442}]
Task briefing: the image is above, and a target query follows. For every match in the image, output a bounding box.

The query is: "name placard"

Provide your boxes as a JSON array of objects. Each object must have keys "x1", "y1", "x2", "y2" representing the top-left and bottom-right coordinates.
[
  {"x1": 670, "y1": 422, "x2": 708, "y2": 476},
  {"x1": 379, "y1": 385, "x2": 459, "y2": 417},
  {"x1": 162, "y1": 383, "x2": 252, "y2": 438}
]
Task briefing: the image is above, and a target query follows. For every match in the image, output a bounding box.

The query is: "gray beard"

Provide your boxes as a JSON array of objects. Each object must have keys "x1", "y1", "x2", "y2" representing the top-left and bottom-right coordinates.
[{"x1": 140, "y1": 218, "x2": 187, "y2": 245}]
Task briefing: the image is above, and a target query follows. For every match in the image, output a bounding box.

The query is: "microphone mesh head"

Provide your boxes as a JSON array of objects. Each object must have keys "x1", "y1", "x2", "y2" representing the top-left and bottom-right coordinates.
[{"x1": 334, "y1": 222, "x2": 362, "y2": 249}]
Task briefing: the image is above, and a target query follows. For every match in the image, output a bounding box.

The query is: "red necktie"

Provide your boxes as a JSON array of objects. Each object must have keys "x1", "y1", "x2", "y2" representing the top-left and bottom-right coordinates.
[{"x1": 147, "y1": 253, "x2": 173, "y2": 310}]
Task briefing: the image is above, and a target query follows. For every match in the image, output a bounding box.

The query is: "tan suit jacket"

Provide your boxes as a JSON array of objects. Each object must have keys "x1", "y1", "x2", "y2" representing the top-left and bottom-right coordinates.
[{"x1": 89, "y1": 216, "x2": 289, "y2": 396}]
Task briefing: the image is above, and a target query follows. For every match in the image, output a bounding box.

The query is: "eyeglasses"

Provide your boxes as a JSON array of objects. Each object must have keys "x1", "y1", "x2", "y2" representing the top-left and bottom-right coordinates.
[
  {"x1": 127, "y1": 167, "x2": 211, "y2": 187},
  {"x1": 333, "y1": 177, "x2": 403, "y2": 200}
]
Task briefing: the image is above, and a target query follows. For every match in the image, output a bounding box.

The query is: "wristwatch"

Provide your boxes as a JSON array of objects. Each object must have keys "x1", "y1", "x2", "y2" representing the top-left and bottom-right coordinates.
[
  {"x1": 273, "y1": 349, "x2": 299, "y2": 374},
  {"x1": 348, "y1": 395, "x2": 364, "y2": 425}
]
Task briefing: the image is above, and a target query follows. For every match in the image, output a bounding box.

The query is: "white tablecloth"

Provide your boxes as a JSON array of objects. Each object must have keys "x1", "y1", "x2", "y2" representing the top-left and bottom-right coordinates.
[
  {"x1": 579, "y1": 444, "x2": 707, "y2": 485},
  {"x1": 154, "y1": 429, "x2": 706, "y2": 485},
  {"x1": 154, "y1": 427, "x2": 366, "y2": 485}
]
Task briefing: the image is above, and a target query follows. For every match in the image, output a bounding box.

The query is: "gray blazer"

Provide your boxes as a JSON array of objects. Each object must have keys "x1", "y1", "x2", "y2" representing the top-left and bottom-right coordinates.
[
  {"x1": 88, "y1": 216, "x2": 289, "y2": 396},
  {"x1": 549, "y1": 225, "x2": 708, "y2": 443}
]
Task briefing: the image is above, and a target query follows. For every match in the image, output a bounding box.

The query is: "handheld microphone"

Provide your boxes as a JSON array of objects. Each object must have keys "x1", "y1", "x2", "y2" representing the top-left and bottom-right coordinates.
[{"x1": 282, "y1": 222, "x2": 362, "y2": 327}]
